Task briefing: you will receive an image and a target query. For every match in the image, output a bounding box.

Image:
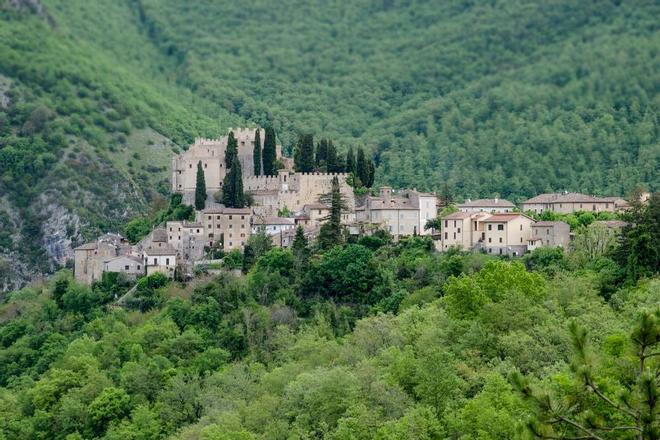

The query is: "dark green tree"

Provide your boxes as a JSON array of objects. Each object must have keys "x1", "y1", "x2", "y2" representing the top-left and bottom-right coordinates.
[
  {"x1": 356, "y1": 148, "x2": 369, "y2": 187},
  {"x1": 294, "y1": 133, "x2": 315, "y2": 173},
  {"x1": 440, "y1": 182, "x2": 453, "y2": 207},
  {"x1": 366, "y1": 158, "x2": 375, "y2": 187},
  {"x1": 225, "y1": 131, "x2": 238, "y2": 169},
  {"x1": 318, "y1": 176, "x2": 345, "y2": 250},
  {"x1": 253, "y1": 128, "x2": 261, "y2": 176},
  {"x1": 326, "y1": 140, "x2": 341, "y2": 173},
  {"x1": 195, "y1": 160, "x2": 207, "y2": 210},
  {"x1": 242, "y1": 227, "x2": 273, "y2": 273},
  {"x1": 316, "y1": 139, "x2": 328, "y2": 169},
  {"x1": 222, "y1": 155, "x2": 246, "y2": 208},
  {"x1": 262, "y1": 126, "x2": 277, "y2": 176},
  {"x1": 346, "y1": 147, "x2": 356, "y2": 175},
  {"x1": 292, "y1": 225, "x2": 310, "y2": 276}
]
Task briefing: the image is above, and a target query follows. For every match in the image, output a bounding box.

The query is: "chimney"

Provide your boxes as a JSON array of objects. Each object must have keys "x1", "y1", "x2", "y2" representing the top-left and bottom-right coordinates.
[{"x1": 380, "y1": 186, "x2": 392, "y2": 204}]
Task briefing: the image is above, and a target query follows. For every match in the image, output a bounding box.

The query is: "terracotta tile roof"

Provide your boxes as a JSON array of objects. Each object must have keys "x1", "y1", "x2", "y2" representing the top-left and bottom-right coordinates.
[
  {"x1": 253, "y1": 217, "x2": 296, "y2": 225},
  {"x1": 74, "y1": 242, "x2": 98, "y2": 251},
  {"x1": 523, "y1": 193, "x2": 610, "y2": 204},
  {"x1": 483, "y1": 213, "x2": 533, "y2": 222},
  {"x1": 203, "y1": 207, "x2": 252, "y2": 215},
  {"x1": 104, "y1": 255, "x2": 142, "y2": 264},
  {"x1": 593, "y1": 220, "x2": 629, "y2": 229},
  {"x1": 532, "y1": 221, "x2": 569, "y2": 227},
  {"x1": 144, "y1": 245, "x2": 177, "y2": 256},
  {"x1": 151, "y1": 228, "x2": 168, "y2": 242},
  {"x1": 304, "y1": 203, "x2": 330, "y2": 210},
  {"x1": 458, "y1": 198, "x2": 515, "y2": 208},
  {"x1": 442, "y1": 212, "x2": 472, "y2": 220}
]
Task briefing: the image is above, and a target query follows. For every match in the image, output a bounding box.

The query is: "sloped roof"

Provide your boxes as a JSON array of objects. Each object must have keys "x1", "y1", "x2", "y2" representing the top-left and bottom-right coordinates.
[
  {"x1": 532, "y1": 221, "x2": 569, "y2": 227},
  {"x1": 152, "y1": 228, "x2": 168, "y2": 242},
  {"x1": 523, "y1": 193, "x2": 610, "y2": 204},
  {"x1": 442, "y1": 212, "x2": 472, "y2": 220},
  {"x1": 253, "y1": 217, "x2": 296, "y2": 225},
  {"x1": 458, "y1": 198, "x2": 515, "y2": 208},
  {"x1": 144, "y1": 245, "x2": 177, "y2": 256},
  {"x1": 74, "y1": 242, "x2": 97, "y2": 251},
  {"x1": 104, "y1": 255, "x2": 142, "y2": 264},
  {"x1": 483, "y1": 213, "x2": 534, "y2": 222}
]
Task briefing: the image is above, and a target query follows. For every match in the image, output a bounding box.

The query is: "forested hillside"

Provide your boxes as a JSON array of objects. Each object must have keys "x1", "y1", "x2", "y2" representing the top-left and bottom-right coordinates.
[
  {"x1": 0, "y1": 199, "x2": 658, "y2": 439},
  {"x1": 0, "y1": 0, "x2": 658, "y2": 287}
]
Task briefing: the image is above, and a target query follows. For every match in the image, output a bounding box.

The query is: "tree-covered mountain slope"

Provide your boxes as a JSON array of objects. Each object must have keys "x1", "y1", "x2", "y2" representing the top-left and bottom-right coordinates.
[{"x1": 0, "y1": 0, "x2": 658, "y2": 288}]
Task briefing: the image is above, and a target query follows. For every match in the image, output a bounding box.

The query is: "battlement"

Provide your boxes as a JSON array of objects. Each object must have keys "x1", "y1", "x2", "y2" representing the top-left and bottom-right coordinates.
[{"x1": 299, "y1": 172, "x2": 349, "y2": 178}]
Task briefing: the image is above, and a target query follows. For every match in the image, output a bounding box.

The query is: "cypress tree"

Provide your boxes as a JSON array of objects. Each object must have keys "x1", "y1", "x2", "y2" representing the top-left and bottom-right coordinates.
[
  {"x1": 316, "y1": 139, "x2": 328, "y2": 169},
  {"x1": 291, "y1": 225, "x2": 310, "y2": 277},
  {"x1": 253, "y1": 128, "x2": 261, "y2": 176},
  {"x1": 346, "y1": 147, "x2": 356, "y2": 175},
  {"x1": 326, "y1": 140, "x2": 338, "y2": 173},
  {"x1": 356, "y1": 147, "x2": 368, "y2": 187},
  {"x1": 295, "y1": 133, "x2": 315, "y2": 172},
  {"x1": 222, "y1": 155, "x2": 246, "y2": 208},
  {"x1": 195, "y1": 160, "x2": 207, "y2": 210},
  {"x1": 366, "y1": 159, "x2": 375, "y2": 187},
  {"x1": 225, "y1": 131, "x2": 238, "y2": 169},
  {"x1": 318, "y1": 176, "x2": 345, "y2": 249},
  {"x1": 262, "y1": 127, "x2": 277, "y2": 176}
]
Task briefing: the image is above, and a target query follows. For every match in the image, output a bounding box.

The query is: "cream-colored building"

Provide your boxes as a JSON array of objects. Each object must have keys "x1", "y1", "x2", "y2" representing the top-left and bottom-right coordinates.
[
  {"x1": 440, "y1": 211, "x2": 491, "y2": 251},
  {"x1": 482, "y1": 213, "x2": 535, "y2": 256},
  {"x1": 103, "y1": 255, "x2": 144, "y2": 279},
  {"x1": 144, "y1": 245, "x2": 178, "y2": 277},
  {"x1": 356, "y1": 187, "x2": 438, "y2": 238},
  {"x1": 522, "y1": 193, "x2": 617, "y2": 214},
  {"x1": 457, "y1": 198, "x2": 515, "y2": 213},
  {"x1": 200, "y1": 207, "x2": 252, "y2": 251}
]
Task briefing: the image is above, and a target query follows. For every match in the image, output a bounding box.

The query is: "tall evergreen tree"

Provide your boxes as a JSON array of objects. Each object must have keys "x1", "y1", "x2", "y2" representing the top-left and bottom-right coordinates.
[
  {"x1": 253, "y1": 128, "x2": 261, "y2": 176},
  {"x1": 316, "y1": 139, "x2": 328, "y2": 168},
  {"x1": 225, "y1": 131, "x2": 238, "y2": 169},
  {"x1": 356, "y1": 147, "x2": 368, "y2": 187},
  {"x1": 346, "y1": 147, "x2": 356, "y2": 175},
  {"x1": 222, "y1": 155, "x2": 246, "y2": 208},
  {"x1": 262, "y1": 127, "x2": 277, "y2": 176},
  {"x1": 294, "y1": 133, "x2": 315, "y2": 173},
  {"x1": 195, "y1": 160, "x2": 207, "y2": 210},
  {"x1": 318, "y1": 176, "x2": 345, "y2": 250},
  {"x1": 326, "y1": 140, "x2": 339, "y2": 173},
  {"x1": 291, "y1": 225, "x2": 310, "y2": 277},
  {"x1": 366, "y1": 159, "x2": 375, "y2": 187},
  {"x1": 441, "y1": 182, "x2": 453, "y2": 207}
]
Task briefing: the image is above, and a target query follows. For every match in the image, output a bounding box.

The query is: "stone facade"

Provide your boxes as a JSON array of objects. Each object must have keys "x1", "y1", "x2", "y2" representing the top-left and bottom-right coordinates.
[
  {"x1": 74, "y1": 233, "x2": 131, "y2": 284},
  {"x1": 200, "y1": 207, "x2": 252, "y2": 252},
  {"x1": 440, "y1": 212, "x2": 491, "y2": 251},
  {"x1": 356, "y1": 187, "x2": 437, "y2": 238},
  {"x1": 457, "y1": 198, "x2": 515, "y2": 213},
  {"x1": 171, "y1": 128, "x2": 282, "y2": 200},
  {"x1": 103, "y1": 255, "x2": 143, "y2": 279},
  {"x1": 528, "y1": 221, "x2": 571, "y2": 250}
]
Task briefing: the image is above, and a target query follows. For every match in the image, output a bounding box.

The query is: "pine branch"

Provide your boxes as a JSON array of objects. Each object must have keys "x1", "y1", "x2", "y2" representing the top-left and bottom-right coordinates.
[{"x1": 585, "y1": 380, "x2": 638, "y2": 419}]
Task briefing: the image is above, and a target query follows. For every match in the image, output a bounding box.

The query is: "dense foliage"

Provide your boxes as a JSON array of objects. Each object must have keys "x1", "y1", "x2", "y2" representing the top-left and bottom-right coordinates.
[{"x1": 0, "y1": 199, "x2": 658, "y2": 439}]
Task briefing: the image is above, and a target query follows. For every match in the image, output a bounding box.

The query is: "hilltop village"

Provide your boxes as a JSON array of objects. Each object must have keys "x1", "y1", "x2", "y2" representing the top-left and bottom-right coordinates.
[{"x1": 74, "y1": 128, "x2": 645, "y2": 285}]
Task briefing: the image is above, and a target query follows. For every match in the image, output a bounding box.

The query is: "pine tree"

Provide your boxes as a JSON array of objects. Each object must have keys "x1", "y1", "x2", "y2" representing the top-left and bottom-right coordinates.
[
  {"x1": 262, "y1": 126, "x2": 277, "y2": 176},
  {"x1": 346, "y1": 147, "x2": 356, "y2": 175},
  {"x1": 225, "y1": 131, "x2": 238, "y2": 169},
  {"x1": 222, "y1": 155, "x2": 245, "y2": 208},
  {"x1": 253, "y1": 128, "x2": 261, "y2": 176},
  {"x1": 441, "y1": 182, "x2": 453, "y2": 207},
  {"x1": 318, "y1": 176, "x2": 345, "y2": 250},
  {"x1": 195, "y1": 160, "x2": 207, "y2": 210},
  {"x1": 295, "y1": 133, "x2": 315, "y2": 172}
]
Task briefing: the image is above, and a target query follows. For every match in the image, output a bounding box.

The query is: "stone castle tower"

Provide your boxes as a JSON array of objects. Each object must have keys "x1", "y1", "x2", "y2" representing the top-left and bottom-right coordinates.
[{"x1": 171, "y1": 128, "x2": 282, "y2": 196}]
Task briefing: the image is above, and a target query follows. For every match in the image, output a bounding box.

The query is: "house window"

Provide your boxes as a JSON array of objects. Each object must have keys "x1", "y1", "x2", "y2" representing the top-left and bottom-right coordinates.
[
  {"x1": 519, "y1": 224, "x2": 522, "y2": 231},
  {"x1": 124, "y1": 265, "x2": 129, "y2": 271},
  {"x1": 520, "y1": 237, "x2": 523, "y2": 243},
  {"x1": 153, "y1": 258, "x2": 157, "y2": 265},
  {"x1": 499, "y1": 237, "x2": 503, "y2": 243},
  {"x1": 592, "y1": 204, "x2": 596, "y2": 211},
  {"x1": 474, "y1": 221, "x2": 477, "y2": 230},
  {"x1": 189, "y1": 164, "x2": 192, "y2": 168},
  {"x1": 208, "y1": 224, "x2": 211, "y2": 229},
  {"x1": 169, "y1": 227, "x2": 172, "y2": 232},
  {"x1": 166, "y1": 258, "x2": 170, "y2": 265},
  {"x1": 229, "y1": 241, "x2": 233, "y2": 246},
  {"x1": 208, "y1": 216, "x2": 211, "y2": 220},
  {"x1": 444, "y1": 232, "x2": 448, "y2": 239},
  {"x1": 137, "y1": 265, "x2": 141, "y2": 270},
  {"x1": 488, "y1": 238, "x2": 492, "y2": 243},
  {"x1": 488, "y1": 224, "x2": 492, "y2": 231},
  {"x1": 546, "y1": 229, "x2": 549, "y2": 235},
  {"x1": 169, "y1": 236, "x2": 172, "y2": 240},
  {"x1": 196, "y1": 229, "x2": 200, "y2": 233},
  {"x1": 580, "y1": 204, "x2": 583, "y2": 208},
  {"x1": 445, "y1": 220, "x2": 448, "y2": 227},
  {"x1": 499, "y1": 249, "x2": 502, "y2": 255},
  {"x1": 241, "y1": 224, "x2": 245, "y2": 229},
  {"x1": 229, "y1": 224, "x2": 233, "y2": 229},
  {"x1": 217, "y1": 216, "x2": 221, "y2": 220},
  {"x1": 209, "y1": 233, "x2": 213, "y2": 238},
  {"x1": 497, "y1": 224, "x2": 504, "y2": 231},
  {"x1": 453, "y1": 232, "x2": 456, "y2": 239},
  {"x1": 453, "y1": 220, "x2": 457, "y2": 227},
  {"x1": 229, "y1": 215, "x2": 233, "y2": 220},
  {"x1": 241, "y1": 215, "x2": 245, "y2": 220},
  {"x1": 204, "y1": 163, "x2": 207, "y2": 168}
]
